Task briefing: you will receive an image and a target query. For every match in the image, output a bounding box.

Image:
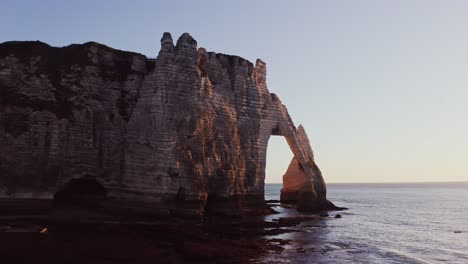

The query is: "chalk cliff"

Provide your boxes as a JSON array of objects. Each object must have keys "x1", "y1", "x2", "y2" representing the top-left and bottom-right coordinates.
[{"x1": 0, "y1": 33, "x2": 336, "y2": 216}]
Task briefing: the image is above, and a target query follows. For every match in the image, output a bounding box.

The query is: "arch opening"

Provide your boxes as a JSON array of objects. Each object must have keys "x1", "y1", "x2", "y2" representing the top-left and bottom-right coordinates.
[{"x1": 265, "y1": 135, "x2": 294, "y2": 200}]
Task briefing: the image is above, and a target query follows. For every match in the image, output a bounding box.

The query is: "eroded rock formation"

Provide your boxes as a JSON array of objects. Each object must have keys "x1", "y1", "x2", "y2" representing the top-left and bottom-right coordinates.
[{"x1": 0, "y1": 33, "x2": 336, "y2": 216}]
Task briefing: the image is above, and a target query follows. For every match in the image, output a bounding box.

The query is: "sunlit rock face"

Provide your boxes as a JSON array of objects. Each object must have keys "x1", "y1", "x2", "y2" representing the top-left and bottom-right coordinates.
[
  {"x1": 280, "y1": 126, "x2": 337, "y2": 211},
  {"x1": 0, "y1": 33, "x2": 335, "y2": 216}
]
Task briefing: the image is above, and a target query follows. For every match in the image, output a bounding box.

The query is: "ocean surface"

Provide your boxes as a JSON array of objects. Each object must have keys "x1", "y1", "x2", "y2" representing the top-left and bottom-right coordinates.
[{"x1": 261, "y1": 182, "x2": 468, "y2": 264}]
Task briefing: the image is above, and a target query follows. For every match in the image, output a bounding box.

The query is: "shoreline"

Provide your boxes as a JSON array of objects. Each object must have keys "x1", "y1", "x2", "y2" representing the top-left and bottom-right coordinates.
[{"x1": 0, "y1": 199, "x2": 341, "y2": 264}]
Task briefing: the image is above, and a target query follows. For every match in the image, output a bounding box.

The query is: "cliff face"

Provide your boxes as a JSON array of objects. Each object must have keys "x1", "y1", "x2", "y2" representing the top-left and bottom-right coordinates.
[{"x1": 0, "y1": 33, "x2": 336, "y2": 216}]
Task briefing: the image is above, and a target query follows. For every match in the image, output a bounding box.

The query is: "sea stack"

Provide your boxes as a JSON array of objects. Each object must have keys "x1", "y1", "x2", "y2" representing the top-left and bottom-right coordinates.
[{"x1": 0, "y1": 33, "x2": 336, "y2": 216}]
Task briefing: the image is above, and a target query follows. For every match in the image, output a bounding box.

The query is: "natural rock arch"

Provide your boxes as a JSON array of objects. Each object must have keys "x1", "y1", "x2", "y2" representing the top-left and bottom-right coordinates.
[{"x1": 259, "y1": 94, "x2": 335, "y2": 211}]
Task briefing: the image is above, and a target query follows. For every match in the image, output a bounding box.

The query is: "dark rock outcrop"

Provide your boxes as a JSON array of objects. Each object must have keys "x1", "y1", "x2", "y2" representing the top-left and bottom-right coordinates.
[{"x1": 0, "y1": 33, "x2": 336, "y2": 216}]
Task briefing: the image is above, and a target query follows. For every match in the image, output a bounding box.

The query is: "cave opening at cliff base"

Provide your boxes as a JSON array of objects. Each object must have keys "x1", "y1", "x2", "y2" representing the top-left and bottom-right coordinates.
[{"x1": 53, "y1": 177, "x2": 107, "y2": 207}]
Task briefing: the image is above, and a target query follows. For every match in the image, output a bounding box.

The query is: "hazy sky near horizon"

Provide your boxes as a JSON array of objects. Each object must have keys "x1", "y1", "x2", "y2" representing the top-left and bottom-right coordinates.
[{"x1": 2, "y1": 0, "x2": 468, "y2": 183}]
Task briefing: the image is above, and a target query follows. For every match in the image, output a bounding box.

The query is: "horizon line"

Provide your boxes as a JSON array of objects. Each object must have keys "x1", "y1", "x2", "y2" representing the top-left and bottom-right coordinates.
[{"x1": 265, "y1": 181, "x2": 468, "y2": 184}]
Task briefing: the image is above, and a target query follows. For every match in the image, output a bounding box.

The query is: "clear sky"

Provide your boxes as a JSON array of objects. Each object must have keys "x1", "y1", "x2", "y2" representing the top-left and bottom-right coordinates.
[{"x1": 2, "y1": 0, "x2": 468, "y2": 183}]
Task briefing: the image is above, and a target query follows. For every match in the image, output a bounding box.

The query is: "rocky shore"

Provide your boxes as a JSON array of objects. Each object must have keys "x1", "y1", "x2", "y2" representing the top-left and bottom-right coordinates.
[{"x1": 0, "y1": 199, "x2": 343, "y2": 264}]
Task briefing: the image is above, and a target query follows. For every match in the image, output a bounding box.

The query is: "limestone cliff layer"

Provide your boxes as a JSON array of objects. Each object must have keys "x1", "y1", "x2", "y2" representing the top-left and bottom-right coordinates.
[{"x1": 0, "y1": 33, "x2": 336, "y2": 216}]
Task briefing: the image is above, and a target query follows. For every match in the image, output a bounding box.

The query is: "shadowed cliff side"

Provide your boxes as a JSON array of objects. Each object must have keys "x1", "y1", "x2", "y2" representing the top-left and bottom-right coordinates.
[{"x1": 0, "y1": 33, "x2": 336, "y2": 216}]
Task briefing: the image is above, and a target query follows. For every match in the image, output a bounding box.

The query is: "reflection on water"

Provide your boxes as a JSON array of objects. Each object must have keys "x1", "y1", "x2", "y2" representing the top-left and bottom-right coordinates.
[{"x1": 260, "y1": 183, "x2": 468, "y2": 264}]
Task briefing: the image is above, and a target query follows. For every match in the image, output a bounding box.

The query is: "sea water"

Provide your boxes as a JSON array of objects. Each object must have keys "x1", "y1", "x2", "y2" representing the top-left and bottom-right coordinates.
[{"x1": 261, "y1": 182, "x2": 468, "y2": 264}]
